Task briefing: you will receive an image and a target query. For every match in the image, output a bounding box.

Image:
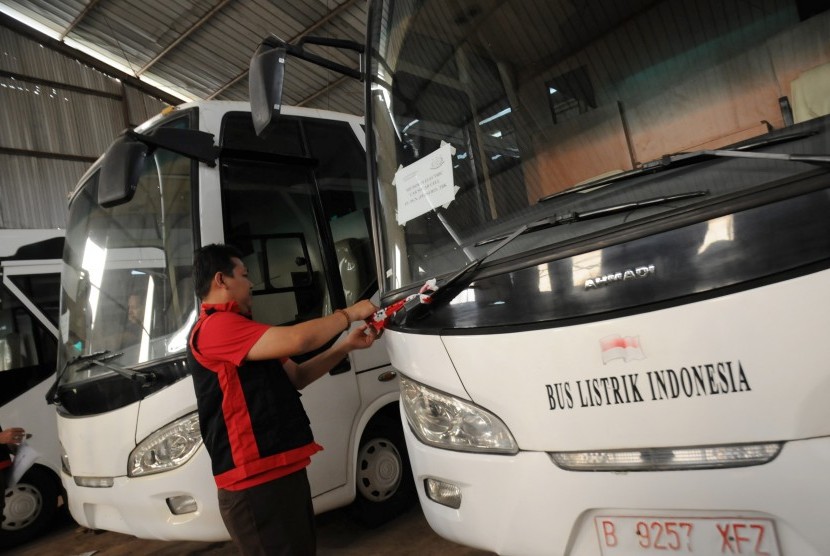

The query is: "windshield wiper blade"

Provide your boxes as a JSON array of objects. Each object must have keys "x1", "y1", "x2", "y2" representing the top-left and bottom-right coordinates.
[
  {"x1": 573, "y1": 190, "x2": 709, "y2": 220},
  {"x1": 477, "y1": 191, "x2": 708, "y2": 247},
  {"x1": 46, "y1": 350, "x2": 154, "y2": 405},
  {"x1": 47, "y1": 350, "x2": 114, "y2": 404},
  {"x1": 440, "y1": 223, "x2": 529, "y2": 293},
  {"x1": 644, "y1": 148, "x2": 830, "y2": 169},
  {"x1": 395, "y1": 223, "x2": 529, "y2": 322},
  {"x1": 540, "y1": 129, "x2": 824, "y2": 203}
]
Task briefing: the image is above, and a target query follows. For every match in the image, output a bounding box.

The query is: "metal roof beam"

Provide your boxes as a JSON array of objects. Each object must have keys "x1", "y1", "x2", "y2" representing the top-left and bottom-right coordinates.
[
  {"x1": 137, "y1": 0, "x2": 232, "y2": 76},
  {"x1": 297, "y1": 75, "x2": 350, "y2": 106},
  {"x1": 60, "y1": 0, "x2": 102, "y2": 40}
]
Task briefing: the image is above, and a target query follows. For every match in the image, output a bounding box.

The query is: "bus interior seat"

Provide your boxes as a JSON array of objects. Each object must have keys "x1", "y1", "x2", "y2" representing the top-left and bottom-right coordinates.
[
  {"x1": 335, "y1": 238, "x2": 368, "y2": 306},
  {"x1": 791, "y1": 62, "x2": 830, "y2": 124}
]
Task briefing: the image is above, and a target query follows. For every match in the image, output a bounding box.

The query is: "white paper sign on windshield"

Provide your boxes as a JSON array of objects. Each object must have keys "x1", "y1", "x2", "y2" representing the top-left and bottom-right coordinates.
[{"x1": 393, "y1": 141, "x2": 460, "y2": 226}]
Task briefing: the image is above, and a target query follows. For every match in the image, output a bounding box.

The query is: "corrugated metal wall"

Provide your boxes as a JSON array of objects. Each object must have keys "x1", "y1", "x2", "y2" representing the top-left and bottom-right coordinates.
[{"x1": 0, "y1": 24, "x2": 169, "y2": 229}]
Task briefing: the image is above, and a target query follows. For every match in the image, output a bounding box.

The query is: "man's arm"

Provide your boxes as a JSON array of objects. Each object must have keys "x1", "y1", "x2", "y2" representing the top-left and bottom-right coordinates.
[
  {"x1": 246, "y1": 299, "x2": 378, "y2": 362},
  {"x1": 282, "y1": 324, "x2": 379, "y2": 389}
]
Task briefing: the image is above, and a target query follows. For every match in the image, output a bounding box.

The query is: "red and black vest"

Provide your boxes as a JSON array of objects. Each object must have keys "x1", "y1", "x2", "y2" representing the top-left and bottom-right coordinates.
[
  {"x1": 0, "y1": 427, "x2": 11, "y2": 473},
  {"x1": 187, "y1": 307, "x2": 316, "y2": 489}
]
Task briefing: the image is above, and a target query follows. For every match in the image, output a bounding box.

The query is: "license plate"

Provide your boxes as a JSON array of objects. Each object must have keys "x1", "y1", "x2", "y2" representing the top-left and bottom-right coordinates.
[{"x1": 594, "y1": 516, "x2": 780, "y2": 555}]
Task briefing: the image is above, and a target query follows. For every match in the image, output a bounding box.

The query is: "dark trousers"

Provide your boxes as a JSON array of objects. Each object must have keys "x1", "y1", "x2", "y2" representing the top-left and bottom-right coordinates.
[
  {"x1": 218, "y1": 468, "x2": 316, "y2": 556},
  {"x1": 0, "y1": 468, "x2": 5, "y2": 522}
]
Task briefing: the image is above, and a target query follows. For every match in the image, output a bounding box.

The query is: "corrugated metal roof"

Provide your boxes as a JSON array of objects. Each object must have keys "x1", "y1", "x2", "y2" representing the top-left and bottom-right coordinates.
[{"x1": 0, "y1": 0, "x2": 368, "y2": 115}]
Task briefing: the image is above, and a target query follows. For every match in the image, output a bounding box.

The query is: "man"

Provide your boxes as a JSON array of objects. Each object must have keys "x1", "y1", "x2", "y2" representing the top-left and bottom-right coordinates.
[
  {"x1": 0, "y1": 425, "x2": 27, "y2": 521},
  {"x1": 187, "y1": 244, "x2": 380, "y2": 555}
]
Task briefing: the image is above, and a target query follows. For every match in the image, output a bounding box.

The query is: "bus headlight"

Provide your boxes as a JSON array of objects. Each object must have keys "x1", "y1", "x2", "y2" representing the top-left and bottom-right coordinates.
[
  {"x1": 129, "y1": 412, "x2": 203, "y2": 477},
  {"x1": 400, "y1": 376, "x2": 518, "y2": 454}
]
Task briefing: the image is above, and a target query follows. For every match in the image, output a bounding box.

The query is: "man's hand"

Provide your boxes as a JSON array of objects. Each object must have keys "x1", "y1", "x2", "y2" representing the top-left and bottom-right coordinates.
[
  {"x1": 344, "y1": 324, "x2": 380, "y2": 351},
  {"x1": 0, "y1": 427, "x2": 26, "y2": 446},
  {"x1": 286, "y1": 324, "x2": 380, "y2": 389}
]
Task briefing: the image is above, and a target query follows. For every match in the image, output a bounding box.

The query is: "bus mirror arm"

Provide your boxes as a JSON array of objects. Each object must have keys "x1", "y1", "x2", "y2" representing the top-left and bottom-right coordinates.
[
  {"x1": 125, "y1": 129, "x2": 219, "y2": 167},
  {"x1": 289, "y1": 36, "x2": 364, "y2": 80},
  {"x1": 259, "y1": 34, "x2": 364, "y2": 82}
]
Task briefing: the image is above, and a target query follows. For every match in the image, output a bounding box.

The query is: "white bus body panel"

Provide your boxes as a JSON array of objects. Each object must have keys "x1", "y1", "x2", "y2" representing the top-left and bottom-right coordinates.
[
  {"x1": 59, "y1": 345, "x2": 397, "y2": 540},
  {"x1": 392, "y1": 271, "x2": 830, "y2": 555},
  {"x1": 442, "y1": 270, "x2": 830, "y2": 450},
  {"x1": 0, "y1": 377, "x2": 61, "y2": 478},
  {"x1": 59, "y1": 405, "x2": 140, "y2": 478}
]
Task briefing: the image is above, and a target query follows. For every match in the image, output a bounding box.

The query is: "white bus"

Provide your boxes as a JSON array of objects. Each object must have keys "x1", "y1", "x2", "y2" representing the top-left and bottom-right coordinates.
[
  {"x1": 0, "y1": 229, "x2": 64, "y2": 549},
  {"x1": 359, "y1": 1, "x2": 830, "y2": 554},
  {"x1": 52, "y1": 101, "x2": 415, "y2": 541}
]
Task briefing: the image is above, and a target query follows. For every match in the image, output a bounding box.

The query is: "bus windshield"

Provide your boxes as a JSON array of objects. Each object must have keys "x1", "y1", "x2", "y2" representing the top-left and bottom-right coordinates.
[
  {"x1": 58, "y1": 119, "x2": 197, "y2": 389},
  {"x1": 367, "y1": 0, "x2": 830, "y2": 295}
]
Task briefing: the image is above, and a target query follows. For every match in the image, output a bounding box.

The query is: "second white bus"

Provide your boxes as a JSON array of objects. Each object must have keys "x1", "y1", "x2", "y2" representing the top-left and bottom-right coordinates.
[{"x1": 52, "y1": 102, "x2": 415, "y2": 540}]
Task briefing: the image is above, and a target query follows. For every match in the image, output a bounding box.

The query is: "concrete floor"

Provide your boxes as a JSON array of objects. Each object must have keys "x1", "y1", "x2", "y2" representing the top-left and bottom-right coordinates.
[{"x1": 5, "y1": 503, "x2": 494, "y2": 555}]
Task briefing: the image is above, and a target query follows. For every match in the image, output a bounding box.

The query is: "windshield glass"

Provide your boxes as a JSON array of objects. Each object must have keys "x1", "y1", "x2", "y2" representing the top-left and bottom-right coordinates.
[
  {"x1": 367, "y1": 0, "x2": 830, "y2": 294},
  {"x1": 58, "y1": 117, "x2": 196, "y2": 386}
]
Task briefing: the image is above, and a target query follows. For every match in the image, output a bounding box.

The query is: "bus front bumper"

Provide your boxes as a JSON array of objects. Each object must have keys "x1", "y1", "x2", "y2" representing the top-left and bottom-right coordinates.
[
  {"x1": 403, "y1": 423, "x2": 830, "y2": 556},
  {"x1": 62, "y1": 446, "x2": 228, "y2": 541}
]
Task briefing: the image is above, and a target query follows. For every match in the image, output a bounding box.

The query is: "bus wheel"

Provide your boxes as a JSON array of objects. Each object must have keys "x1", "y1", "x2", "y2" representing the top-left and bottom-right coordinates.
[
  {"x1": 352, "y1": 419, "x2": 416, "y2": 527},
  {"x1": 0, "y1": 466, "x2": 60, "y2": 549}
]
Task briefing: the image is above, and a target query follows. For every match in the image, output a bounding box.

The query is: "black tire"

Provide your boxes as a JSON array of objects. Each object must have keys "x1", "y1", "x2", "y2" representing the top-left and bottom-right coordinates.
[
  {"x1": 0, "y1": 465, "x2": 61, "y2": 549},
  {"x1": 351, "y1": 417, "x2": 417, "y2": 527}
]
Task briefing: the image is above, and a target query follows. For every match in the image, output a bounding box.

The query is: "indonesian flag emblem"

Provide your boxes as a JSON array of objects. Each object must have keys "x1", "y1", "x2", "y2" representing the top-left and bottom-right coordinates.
[{"x1": 600, "y1": 334, "x2": 645, "y2": 364}]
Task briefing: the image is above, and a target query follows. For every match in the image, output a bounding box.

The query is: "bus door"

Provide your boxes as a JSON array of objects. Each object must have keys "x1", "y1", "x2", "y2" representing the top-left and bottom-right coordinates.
[
  {"x1": 219, "y1": 112, "x2": 371, "y2": 496},
  {"x1": 0, "y1": 257, "x2": 63, "y2": 545}
]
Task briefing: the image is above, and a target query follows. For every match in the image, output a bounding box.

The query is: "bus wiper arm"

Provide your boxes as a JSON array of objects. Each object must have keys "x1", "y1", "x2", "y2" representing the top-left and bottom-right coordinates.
[
  {"x1": 387, "y1": 223, "x2": 529, "y2": 324},
  {"x1": 477, "y1": 191, "x2": 709, "y2": 247},
  {"x1": 47, "y1": 350, "x2": 114, "y2": 405},
  {"x1": 87, "y1": 358, "x2": 156, "y2": 384},
  {"x1": 46, "y1": 350, "x2": 154, "y2": 405},
  {"x1": 437, "y1": 223, "x2": 529, "y2": 296},
  {"x1": 540, "y1": 129, "x2": 824, "y2": 203}
]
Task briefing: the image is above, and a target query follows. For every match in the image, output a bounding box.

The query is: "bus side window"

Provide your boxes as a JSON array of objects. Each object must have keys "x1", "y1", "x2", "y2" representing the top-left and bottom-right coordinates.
[
  {"x1": 0, "y1": 309, "x2": 23, "y2": 371},
  {"x1": 0, "y1": 273, "x2": 60, "y2": 406},
  {"x1": 304, "y1": 119, "x2": 377, "y2": 302}
]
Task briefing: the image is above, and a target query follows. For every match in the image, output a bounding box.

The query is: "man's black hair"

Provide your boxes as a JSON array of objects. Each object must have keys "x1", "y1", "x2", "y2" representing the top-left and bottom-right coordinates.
[{"x1": 192, "y1": 244, "x2": 244, "y2": 300}]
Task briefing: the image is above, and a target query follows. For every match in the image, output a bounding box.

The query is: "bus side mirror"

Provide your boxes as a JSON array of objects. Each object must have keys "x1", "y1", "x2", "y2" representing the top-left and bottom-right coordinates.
[
  {"x1": 98, "y1": 135, "x2": 148, "y2": 208},
  {"x1": 249, "y1": 40, "x2": 287, "y2": 137},
  {"x1": 249, "y1": 34, "x2": 364, "y2": 137},
  {"x1": 98, "y1": 128, "x2": 219, "y2": 208}
]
